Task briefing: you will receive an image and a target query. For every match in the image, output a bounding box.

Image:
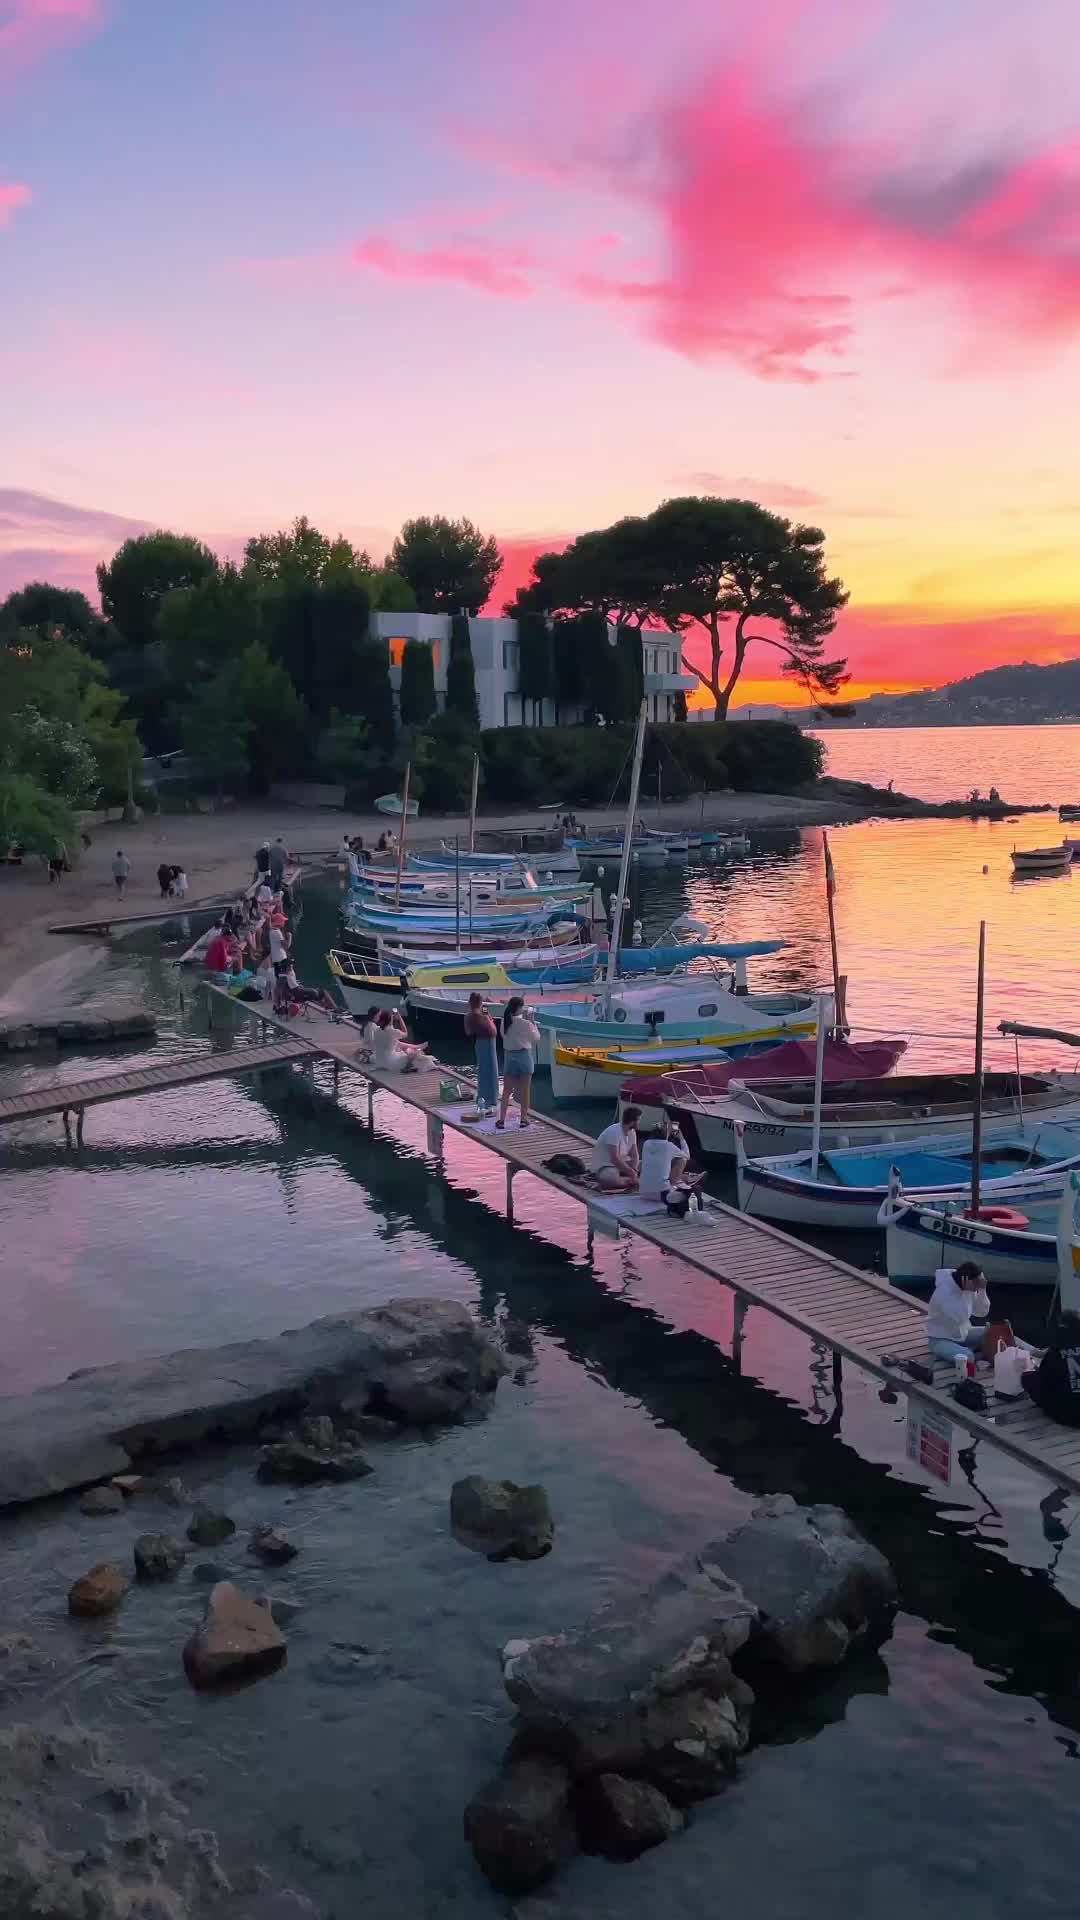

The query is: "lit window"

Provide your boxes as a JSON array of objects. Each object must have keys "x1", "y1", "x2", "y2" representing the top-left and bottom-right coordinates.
[{"x1": 388, "y1": 637, "x2": 407, "y2": 666}]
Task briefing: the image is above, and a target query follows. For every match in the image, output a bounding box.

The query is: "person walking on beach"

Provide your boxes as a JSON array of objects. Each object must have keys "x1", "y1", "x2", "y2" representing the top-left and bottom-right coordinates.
[
  {"x1": 156, "y1": 861, "x2": 173, "y2": 899},
  {"x1": 497, "y1": 997, "x2": 541, "y2": 1130},
  {"x1": 172, "y1": 866, "x2": 188, "y2": 900},
  {"x1": 111, "y1": 849, "x2": 130, "y2": 896},
  {"x1": 465, "y1": 992, "x2": 499, "y2": 1113},
  {"x1": 48, "y1": 843, "x2": 67, "y2": 884}
]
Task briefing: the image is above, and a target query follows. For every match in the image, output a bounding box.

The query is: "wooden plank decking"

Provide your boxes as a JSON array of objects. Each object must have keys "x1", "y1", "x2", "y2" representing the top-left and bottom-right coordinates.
[
  {"x1": 0, "y1": 1038, "x2": 314, "y2": 1126},
  {"x1": 200, "y1": 985, "x2": 1080, "y2": 1499}
]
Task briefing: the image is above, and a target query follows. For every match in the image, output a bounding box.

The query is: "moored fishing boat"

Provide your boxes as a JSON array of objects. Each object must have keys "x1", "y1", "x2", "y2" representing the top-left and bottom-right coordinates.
[
  {"x1": 734, "y1": 1117, "x2": 1080, "y2": 1231},
  {"x1": 878, "y1": 1187, "x2": 1061, "y2": 1289},
  {"x1": 328, "y1": 947, "x2": 599, "y2": 1018},
  {"x1": 551, "y1": 1037, "x2": 738, "y2": 1102},
  {"x1": 617, "y1": 1037, "x2": 906, "y2": 1128},
  {"x1": 665, "y1": 1068, "x2": 1080, "y2": 1166},
  {"x1": 1011, "y1": 844, "x2": 1073, "y2": 875}
]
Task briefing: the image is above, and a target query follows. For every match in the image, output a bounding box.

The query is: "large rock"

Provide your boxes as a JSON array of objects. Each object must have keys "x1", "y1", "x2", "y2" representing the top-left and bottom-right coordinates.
[
  {"x1": 186, "y1": 1503, "x2": 236, "y2": 1546},
  {"x1": 501, "y1": 1559, "x2": 755, "y2": 1792},
  {"x1": 133, "y1": 1533, "x2": 186, "y2": 1581},
  {"x1": 464, "y1": 1757, "x2": 576, "y2": 1894},
  {"x1": 68, "y1": 1564, "x2": 129, "y2": 1617},
  {"x1": 250, "y1": 1524, "x2": 299, "y2": 1564},
  {"x1": 183, "y1": 1581, "x2": 286, "y2": 1689},
  {"x1": 698, "y1": 1496, "x2": 898, "y2": 1674},
  {"x1": 576, "y1": 1773, "x2": 684, "y2": 1859},
  {"x1": 79, "y1": 1485, "x2": 124, "y2": 1515},
  {"x1": 0, "y1": 1297, "x2": 505, "y2": 1509},
  {"x1": 451, "y1": 1476, "x2": 554, "y2": 1561}
]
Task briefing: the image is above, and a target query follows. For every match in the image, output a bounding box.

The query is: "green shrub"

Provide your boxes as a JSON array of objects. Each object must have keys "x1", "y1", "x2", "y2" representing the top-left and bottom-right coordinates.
[{"x1": 399, "y1": 640, "x2": 436, "y2": 726}]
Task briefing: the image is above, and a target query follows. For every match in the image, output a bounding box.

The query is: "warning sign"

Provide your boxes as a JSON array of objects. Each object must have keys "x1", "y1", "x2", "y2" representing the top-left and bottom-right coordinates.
[{"x1": 905, "y1": 1399, "x2": 953, "y2": 1485}]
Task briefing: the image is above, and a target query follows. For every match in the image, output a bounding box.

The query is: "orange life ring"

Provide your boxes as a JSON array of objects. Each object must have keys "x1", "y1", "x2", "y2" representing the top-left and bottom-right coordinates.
[{"x1": 963, "y1": 1206, "x2": 1029, "y2": 1231}]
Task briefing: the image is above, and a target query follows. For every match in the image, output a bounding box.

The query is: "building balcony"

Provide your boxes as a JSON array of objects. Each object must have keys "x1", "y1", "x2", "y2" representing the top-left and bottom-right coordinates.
[{"x1": 643, "y1": 672, "x2": 697, "y2": 695}]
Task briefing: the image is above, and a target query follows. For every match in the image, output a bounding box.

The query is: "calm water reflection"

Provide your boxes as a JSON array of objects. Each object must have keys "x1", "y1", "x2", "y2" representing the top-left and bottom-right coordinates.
[
  {"x1": 0, "y1": 826, "x2": 1078, "y2": 1917},
  {"x1": 812, "y1": 721, "x2": 1080, "y2": 805}
]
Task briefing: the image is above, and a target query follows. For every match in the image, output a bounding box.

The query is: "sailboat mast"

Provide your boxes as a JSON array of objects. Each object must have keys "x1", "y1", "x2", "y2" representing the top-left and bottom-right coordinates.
[
  {"x1": 604, "y1": 702, "x2": 648, "y2": 995},
  {"x1": 970, "y1": 919, "x2": 986, "y2": 1215},
  {"x1": 392, "y1": 762, "x2": 411, "y2": 910}
]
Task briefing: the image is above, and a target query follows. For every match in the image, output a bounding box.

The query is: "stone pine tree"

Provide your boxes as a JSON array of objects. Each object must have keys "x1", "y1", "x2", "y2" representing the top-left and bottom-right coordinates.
[
  {"x1": 445, "y1": 613, "x2": 480, "y2": 726},
  {"x1": 399, "y1": 638, "x2": 436, "y2": 726}
]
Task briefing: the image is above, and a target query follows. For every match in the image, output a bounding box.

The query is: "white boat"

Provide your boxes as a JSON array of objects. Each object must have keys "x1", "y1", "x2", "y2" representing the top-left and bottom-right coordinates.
[
  {"x1": 881, "y1": 1165, "x2": 1080, "y2": 1296},
  {"x1": 1011, "y1": 845, "x2": 1072, "y2": 874},
  {"x1": 735, "y1": 1118, "x2": 1080, "y2": 1232},
  {"x1": 375, "y1": 793, "x2": 419, "y2": 818},
  {"x1": 670, "y1": 1070, "x2": 1080, "y2": 1165}
]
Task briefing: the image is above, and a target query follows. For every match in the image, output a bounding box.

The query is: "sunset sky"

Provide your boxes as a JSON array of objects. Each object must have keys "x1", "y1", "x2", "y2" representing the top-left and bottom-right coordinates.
[{"x1": 3, "y1": 0, "x2": 1080, "y2": 705}]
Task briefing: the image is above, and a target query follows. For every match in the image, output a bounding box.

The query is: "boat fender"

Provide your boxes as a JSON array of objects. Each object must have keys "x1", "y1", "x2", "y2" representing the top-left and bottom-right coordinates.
[{"x1": 963, "y1": 1205, "x2": 1029, "y2": 1230}]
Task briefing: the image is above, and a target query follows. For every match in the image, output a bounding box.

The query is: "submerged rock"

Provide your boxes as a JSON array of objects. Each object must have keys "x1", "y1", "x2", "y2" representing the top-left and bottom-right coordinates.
[
  {"x1": 0, "y1": 1295, "x2": 506, "y2": 1510},
  {"x1": 577, "y1": 1773, "x2": 684, "y2": 1859},
  {"x1": 451, "y1": 1476, "x2": 554, "y2": 1561},
  {"x1": 464, "y1": 1756, "x2": 577, "y2": 1894},
  {"x1": 298, "y1": 1413, "x2": 336, "y2": 1450},
  {"x1": 79, "y1": 1485, "x2": 124, "y2": 1516},
  {"x1": 258, "y1": 1440, "x2": 372, "y2": 1484},
  {"x1": 698, "y1": 1496, "x2": 898, "y2": 1674},
  {"x1": 158, "y1": 1475, "x2": 193, "y2": 1509},
  {"x1": 186, "y1": 1503, "x2": 236, "y2": 1547},
  {"x1": 250, "y1": 1524, "x2": 299, "y2": 1564},
  {"x1": 68, "y1": 1563, "x2": 129, "y2": 1617},
  {"x1": 183, "y1": 1581, "x2": 287, "y2": 1690},
  {"x1": 134, "y1": 1533, "x2": 186, "y2": 1581}
]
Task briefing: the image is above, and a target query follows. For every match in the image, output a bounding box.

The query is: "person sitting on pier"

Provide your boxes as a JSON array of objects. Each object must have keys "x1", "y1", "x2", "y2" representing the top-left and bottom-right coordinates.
[
  {"x1": 927, "y1": 1260, "x2": 994, "y2": 1364},
  {"x1": 1022, "y1": 1314, "x2": 1080, "y2": 1426},
  {"x1": 279, "y1": 965, "x2": 336, "y2": 1014},
  {"x1": 371, "y1": 1007, "x2": 429, "y2": 1072},
  {"x1": 203, "y1": 927, "x2": 231, "y2": 975},
  {"x1": 639, "y1": 1114, "x2": 693, "y2": 1201},
  {"x1": 588, "y1": 1107, "x2": 642, "y2": 1190}
]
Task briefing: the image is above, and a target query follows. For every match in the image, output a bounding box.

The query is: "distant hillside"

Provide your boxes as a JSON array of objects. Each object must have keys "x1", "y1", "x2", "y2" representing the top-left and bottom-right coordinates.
[{"x1": 809, "y1": 656, "x2": 1080, "y2": 727}]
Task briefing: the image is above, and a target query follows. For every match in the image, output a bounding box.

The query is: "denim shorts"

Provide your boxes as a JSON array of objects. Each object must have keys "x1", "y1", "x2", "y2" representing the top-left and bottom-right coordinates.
[{"x1": 503, "y1": 1048, "x2": 533, "y2": 1077}]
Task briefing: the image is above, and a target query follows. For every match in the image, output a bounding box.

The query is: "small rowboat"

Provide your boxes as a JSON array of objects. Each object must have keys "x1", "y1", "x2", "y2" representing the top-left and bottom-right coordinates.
[
  {"x1": 375, "y1": 793, "x2": 419, "y2": 818},
  {"x1": 1011, "y1": 845, "x2": 1073, "y2": 875}
]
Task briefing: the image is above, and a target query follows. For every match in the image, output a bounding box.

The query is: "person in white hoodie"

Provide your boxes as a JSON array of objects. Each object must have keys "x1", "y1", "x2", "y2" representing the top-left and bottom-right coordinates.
[{"x1": 926, "y1": 1261, "x2": 991, "y2": 1364}]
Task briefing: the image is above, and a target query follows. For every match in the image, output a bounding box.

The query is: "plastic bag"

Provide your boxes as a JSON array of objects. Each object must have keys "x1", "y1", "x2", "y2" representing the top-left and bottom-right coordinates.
[{"x1": 993, "y1": 1340, "x2": 1029, "y2": 1399}]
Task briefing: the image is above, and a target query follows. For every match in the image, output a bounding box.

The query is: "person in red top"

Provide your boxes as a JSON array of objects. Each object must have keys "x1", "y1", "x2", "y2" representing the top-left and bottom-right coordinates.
[{"x1": 204, "y1": 929, "x2": 231, "y2": 973}]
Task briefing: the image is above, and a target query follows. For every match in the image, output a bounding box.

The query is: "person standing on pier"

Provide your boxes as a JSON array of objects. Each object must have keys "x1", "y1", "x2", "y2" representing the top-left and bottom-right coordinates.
[
  {"x1": 254, "y1": 840, "x2": 271, "y2": 884},
  {"x1": 497, "y1": 998, "x2": 541, "y2": 1131},
  {"x1": 465, "y1": 992, "x2": 499, "y2": 1113},
  {"x1": 269, "y1": 836, "x2": 289, "y2": 890}
]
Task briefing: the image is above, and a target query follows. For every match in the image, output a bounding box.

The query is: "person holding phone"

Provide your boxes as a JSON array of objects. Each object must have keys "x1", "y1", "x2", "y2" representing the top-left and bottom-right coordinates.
[
  {"x1": 465, "y1": 992, "x2": 499, "y2": 1113},
  {"x1": 497, "y1": 997, "x2": 541, "y2": 1130}
]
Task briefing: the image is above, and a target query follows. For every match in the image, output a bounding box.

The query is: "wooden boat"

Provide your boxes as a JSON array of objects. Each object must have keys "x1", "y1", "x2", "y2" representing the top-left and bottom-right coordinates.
[
  {"x1": 734, "y1": 1116, "x2": 1080, "y2": 1231},
  {"x1": 616, "y1": 1037, "x2": 907, "y2": 1129},
  {"x1": 1011, "y1": 844, "x2": 1073, "y2": 874},
  {"x1": 666, "y1": 1069, "x2": 1080, "y2": 1166},
  {"x1": 551, "y1": 1037, "x2": 736, "y2": 1102},
  {"x1": 881, "y1": 1167, "x2": 1080, "y2": 1296},
  {"x1": 1059, "y1": 805, "x2": 1080, "y2": 822},
  {"x1": 375, "y1": 793, "x2": 418, "y2": 818}
]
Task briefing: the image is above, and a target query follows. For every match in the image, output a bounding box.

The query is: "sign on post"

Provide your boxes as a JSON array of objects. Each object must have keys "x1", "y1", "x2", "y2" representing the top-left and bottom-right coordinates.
[{"x1": 906, "y1": 1397, "x2": 953, "y2": 1485}]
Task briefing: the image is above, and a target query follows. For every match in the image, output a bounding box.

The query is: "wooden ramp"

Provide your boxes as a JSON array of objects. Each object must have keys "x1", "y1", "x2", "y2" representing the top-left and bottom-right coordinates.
[
  {"x1": 203, "y1": 984, "x2": 1080, "y2": 1499},
  {"x1": 0, "y1": 1038, "x2": 315, "y2": 1127}
]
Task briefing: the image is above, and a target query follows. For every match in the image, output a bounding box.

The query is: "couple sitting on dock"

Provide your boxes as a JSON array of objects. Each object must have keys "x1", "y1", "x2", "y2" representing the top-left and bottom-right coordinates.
[
  {"x1": 589, "y1": 1108, "x2": 705, "y2": 1211},
  {"x1": 356, "y1": 1006, "x2": 433, "y2": 1073}
]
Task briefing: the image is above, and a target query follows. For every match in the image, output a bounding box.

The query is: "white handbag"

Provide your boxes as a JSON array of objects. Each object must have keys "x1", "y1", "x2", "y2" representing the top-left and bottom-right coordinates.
[{"x1": 993, "y1": 1341, "x2": 1029, "y2": 1399}]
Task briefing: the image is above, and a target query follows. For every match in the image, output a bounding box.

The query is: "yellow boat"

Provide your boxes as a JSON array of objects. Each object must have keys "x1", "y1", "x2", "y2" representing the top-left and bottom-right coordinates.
[{"x1": 551, "y1": 1035, "x2": 745, "y2": 1102}]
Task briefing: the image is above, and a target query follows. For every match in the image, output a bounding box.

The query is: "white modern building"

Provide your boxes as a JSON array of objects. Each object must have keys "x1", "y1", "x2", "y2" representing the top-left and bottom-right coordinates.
[{"x1": 370, "y1": 613, "x2": 695, "y2": 730}]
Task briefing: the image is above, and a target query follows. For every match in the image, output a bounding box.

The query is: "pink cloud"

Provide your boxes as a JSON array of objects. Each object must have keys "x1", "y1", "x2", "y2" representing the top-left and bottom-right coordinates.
[
  {"x1": 350, "y1": 234, "x2": 538, "y2": 300},
  {"x1": 675, "y1": 473, "x2": 827, "y2": 508},
  {"x1": 0, "y1": 0, "x2": 103, "y2": 81},
  {"x1": 0, "y1": 181, "x2": 30, "y2": 226}
]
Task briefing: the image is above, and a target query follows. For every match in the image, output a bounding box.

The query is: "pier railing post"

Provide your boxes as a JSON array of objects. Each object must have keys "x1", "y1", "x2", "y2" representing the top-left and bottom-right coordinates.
[
  {"x1": 733, "y1": 1297, "x2": 747, "y2": 1375},
  {"x1": 506, "y1": 1162, "x2": 515, "y2": 1220}
]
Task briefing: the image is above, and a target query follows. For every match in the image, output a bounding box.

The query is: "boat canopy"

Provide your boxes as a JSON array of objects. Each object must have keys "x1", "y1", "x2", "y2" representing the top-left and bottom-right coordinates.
[{"x1": 617, "y1": 940, "x2": 785, "y2": 973}]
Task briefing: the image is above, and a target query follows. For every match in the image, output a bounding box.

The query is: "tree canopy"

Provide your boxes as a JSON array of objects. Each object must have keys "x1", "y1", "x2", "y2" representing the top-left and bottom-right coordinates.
[
  {"x1": 0, "y1": 582, "x2": 99, "y2": 643},
  {"x1": 243, "y1": 515, "x2": 369, "y2": 585},
  {"x1": 389, "y1": 515, "x2": 501, "y2": 614},
  {"x1": 511, "y1": 496, "x2": 848, "y2": 717},
  {"x1": 96, "y1": 531, "x2": 219, "y2": 650}
]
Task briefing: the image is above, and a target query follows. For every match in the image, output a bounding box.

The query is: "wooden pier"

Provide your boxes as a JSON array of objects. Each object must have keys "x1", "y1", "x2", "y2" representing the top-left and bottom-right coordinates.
[
  {"x1": 43, "y1": 981, "x2": 1067, "y2": 1502},
  {"x1": 0, "y1": 1038, "x2": 314, "y2": 1132}
]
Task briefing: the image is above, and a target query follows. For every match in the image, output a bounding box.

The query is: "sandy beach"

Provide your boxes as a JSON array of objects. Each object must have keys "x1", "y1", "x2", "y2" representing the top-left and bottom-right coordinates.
[{"x1": 0, "y1": 786, "x2": 877, "y2": 1014}]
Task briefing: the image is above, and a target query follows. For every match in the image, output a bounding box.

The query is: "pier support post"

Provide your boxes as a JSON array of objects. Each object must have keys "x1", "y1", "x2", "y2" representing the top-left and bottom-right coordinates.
[
  {"x1": 506, "y1": 1163, "x2": 516, "y2": 1220},
  {"x1": 367, "y1": 1082, "x2": 375, "y2": 1130},
  {"x1": 832, "y1": 1348, "x2": 844, "y2": 1404},
  {"x1": 75, "y1": 1106, "x2": 85, "y2": 1146},
  {"x1": 332, "y1": 1061, "x2": 340, "y2": 1100},
  {"x1": 732, "y1": 1297, "x2": 747, "y2": 1375},
  {"x1": 426, "y1": 1114, "x2": 444, "y2": 1158}
]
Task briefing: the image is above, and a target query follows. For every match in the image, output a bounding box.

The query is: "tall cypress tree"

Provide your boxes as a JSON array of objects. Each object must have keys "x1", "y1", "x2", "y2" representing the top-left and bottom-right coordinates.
[
  {"x1": 399, "y1": 638, "x2": 436, "y2": 726},
  {"x1": 518, "y1": 612, "x2": 553, "y2": 709},
  {"x1": 445, "y1": 612, "x2": 480, "y2": 726}
]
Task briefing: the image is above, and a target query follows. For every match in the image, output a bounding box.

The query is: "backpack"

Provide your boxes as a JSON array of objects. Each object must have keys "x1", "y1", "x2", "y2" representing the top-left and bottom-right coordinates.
[
  {"x1": 952, "y1": 1377, "x2": 988, "y2": 1413},
  {"x1": 543, "y1": 1153, "x2": 588, "y2": 1179}
]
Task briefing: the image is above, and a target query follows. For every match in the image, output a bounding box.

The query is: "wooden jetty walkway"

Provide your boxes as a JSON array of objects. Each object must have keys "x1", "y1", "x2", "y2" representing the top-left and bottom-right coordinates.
[
  {"x1": 20, "y1": 976, "x2": 1072, "y2": 1503},
  {"x1": 0, "y1": 1038, "x2": 313, "y2": 1131}
]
